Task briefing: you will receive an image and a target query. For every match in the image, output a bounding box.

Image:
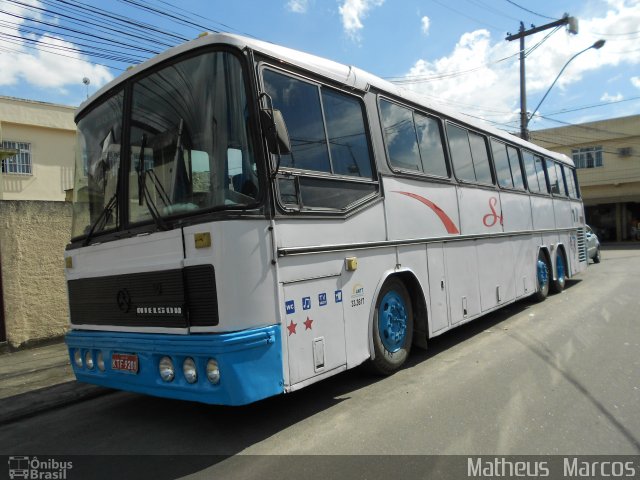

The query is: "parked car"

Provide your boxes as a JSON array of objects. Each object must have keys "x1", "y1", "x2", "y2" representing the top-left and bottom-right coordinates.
[{"x1": 586, "y1": 225, "x2": 601, "y2": 263}]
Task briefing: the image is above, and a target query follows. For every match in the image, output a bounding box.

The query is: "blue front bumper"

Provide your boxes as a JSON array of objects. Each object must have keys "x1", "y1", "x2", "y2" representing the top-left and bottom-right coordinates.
[{"x1": 65, "y1": 325, "x2": 283, "y2": 406}]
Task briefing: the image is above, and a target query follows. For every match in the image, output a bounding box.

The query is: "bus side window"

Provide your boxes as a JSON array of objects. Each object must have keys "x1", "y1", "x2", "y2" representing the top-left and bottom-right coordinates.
[
  {"x1": 535, "y1": 155, "x2": 549, "y2": 193},
  {"x1": 415, "y1": 113, "x2": 448, "y2": 177},
  {"x1": 262, "y1": 69, "x2": 331, "y2": 173},
  {"x1": 522, "y1": 150, "x2": 541, "y2": 193},
  {"x1": 553, "y1": 161, "x2": 567, "y2": 196},
  {"x1": 379, "y1": 100, "x2": 448, "y2": 178},
  {"x1": 447, "y1": 124, "x2": 493, "y2": 184},
  {"x1": 322, "y1": 88, "x2": 373, "y2": 178},
  {"x1": 447, "y1": 124, "x2": 475, "y2": 182},
  {"x1": 563, "y1": 165, "x2": 578, "y2": 198},
  {"x1": 507, "y1": 145, "x2": 525, "y2": 190},
  {"x1": 468, "y1": 132, "x2": 493, "y2": 184},
  {"x1": 545, "y1": 158, "x2": 561, "y2": 195},
  {"x1": 379, "y1": 100, "x2": 421, "y2": 172},
  {"x1": 491, "y1": 139, "x2": 513, "y2": 188}
]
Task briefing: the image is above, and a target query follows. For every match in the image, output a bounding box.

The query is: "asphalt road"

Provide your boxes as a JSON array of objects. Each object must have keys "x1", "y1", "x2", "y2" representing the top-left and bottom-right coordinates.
[{"x1": 1, "y1": 247, "x2": 639, "y2": 479}]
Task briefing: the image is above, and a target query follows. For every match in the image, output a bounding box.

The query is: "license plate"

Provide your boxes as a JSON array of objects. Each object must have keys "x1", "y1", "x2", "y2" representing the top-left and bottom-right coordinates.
[{"x1": 111, "y1": 353, "x2": 139, "y2": 373}]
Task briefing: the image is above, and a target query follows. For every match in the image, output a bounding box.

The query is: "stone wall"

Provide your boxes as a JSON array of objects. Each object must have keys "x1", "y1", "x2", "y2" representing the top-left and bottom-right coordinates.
[{"x1": 0, "y1": 200, "x2": 72, "y2": 347}]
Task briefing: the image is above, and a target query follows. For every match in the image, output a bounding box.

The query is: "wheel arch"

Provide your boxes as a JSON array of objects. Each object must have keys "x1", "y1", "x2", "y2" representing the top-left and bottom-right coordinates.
[
  {"x1": 555, "y1": 243, "x2": 569, "y2": 279},
  {"x1": 537, "y1": 245, "x2": 551, "y2": 269},
  {"x1": 367, "y1": 268, "x2": 428, "y2": 360}
]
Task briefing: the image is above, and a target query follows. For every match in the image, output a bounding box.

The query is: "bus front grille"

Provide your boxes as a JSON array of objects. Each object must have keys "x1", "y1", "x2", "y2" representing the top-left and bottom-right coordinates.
[{"x1": 68, "y1": 265, "x2": 219, "y2": 329}]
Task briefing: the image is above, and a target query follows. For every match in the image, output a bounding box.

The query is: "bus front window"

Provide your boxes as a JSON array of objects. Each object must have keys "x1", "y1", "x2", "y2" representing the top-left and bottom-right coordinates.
[
  {"x1": 71, "y1": 50, "x2": 259, "y2": 241},
  {"x1": 72, "y1": 92, "x2": 124, "y2": 239},
  {"x1": 128, "y1": 51, "x2": 259, "y2": 224}
]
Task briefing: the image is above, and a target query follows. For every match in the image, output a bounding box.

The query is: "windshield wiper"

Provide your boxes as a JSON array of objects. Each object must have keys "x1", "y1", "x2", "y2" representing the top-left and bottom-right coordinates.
[
  {"x1": 83, "y1": 192, "x2": 118, "y2": 246},
  {"x1": 136, "y1": 133, "x2": 168, "y2": 231}
]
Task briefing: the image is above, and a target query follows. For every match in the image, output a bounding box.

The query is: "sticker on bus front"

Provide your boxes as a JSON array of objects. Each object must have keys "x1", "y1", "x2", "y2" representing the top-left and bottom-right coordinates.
[
  {"x1": 318, "y1": 293, "x2": 327, "y2": 306},
  {"x1": 302, "y1": 297, "x2": 311, "y2": 310},
  {"x1": 285, "y1": 300, "x2": 295, "y2": 314}
]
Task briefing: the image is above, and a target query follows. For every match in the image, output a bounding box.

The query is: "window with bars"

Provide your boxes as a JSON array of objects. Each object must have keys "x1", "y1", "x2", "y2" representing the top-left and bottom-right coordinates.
[
  {"x1": 1, "y1": 141, "x2": 32, "y2": 175},
  {"x1": 572, "y1": 146, "x2": 603, "y2": 169}
]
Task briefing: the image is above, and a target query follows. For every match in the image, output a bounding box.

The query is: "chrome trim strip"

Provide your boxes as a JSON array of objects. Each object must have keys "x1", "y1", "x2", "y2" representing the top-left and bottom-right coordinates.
[
  {"x1": 278, "y1": 227, "x2": 581, "y2": 257},
  {"x1": 69, "y1": 324, "x2": 189, "y2": 335}
]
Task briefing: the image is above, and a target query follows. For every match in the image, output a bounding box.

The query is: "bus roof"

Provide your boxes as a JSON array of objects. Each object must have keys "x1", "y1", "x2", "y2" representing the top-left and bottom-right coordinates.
[{"x1": 78, "y1": 32, "x2": 574, "y2": 168}]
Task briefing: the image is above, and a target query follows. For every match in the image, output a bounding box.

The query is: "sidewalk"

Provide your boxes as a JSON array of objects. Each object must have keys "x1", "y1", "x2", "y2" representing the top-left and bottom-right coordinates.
[{"x1": 0, "y1": 340, "x2": 111, "y2": 425}]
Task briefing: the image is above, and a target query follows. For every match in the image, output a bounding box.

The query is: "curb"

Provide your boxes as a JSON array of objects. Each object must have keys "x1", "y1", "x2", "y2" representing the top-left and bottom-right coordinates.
[{"x1": 0, "y1": 381, "x2": 113, "y2": 426}]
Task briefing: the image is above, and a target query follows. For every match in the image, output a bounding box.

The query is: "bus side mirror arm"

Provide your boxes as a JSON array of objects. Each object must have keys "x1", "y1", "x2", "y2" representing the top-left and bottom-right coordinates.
[{"x1": 259, "y1": 92, "x2": 291, "y2": 177}]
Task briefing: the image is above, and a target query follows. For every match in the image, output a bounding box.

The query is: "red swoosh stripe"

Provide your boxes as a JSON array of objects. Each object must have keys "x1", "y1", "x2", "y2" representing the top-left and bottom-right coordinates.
[{"x1": 394, "y1": 191, "x2": 460, "y2": 234}]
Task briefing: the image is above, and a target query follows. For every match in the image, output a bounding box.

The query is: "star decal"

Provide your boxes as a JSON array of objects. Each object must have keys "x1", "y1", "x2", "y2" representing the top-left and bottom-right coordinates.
[
  {"x1": 287, "y1": 320, "x2": 297, "y2": 336},
  {"x1": 303, "y1": 316, "x2": 313, "y2": 330}
]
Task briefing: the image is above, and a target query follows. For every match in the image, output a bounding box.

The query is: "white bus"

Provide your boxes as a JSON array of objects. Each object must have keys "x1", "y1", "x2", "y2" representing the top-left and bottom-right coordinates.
[{"x1": 65, "y1": 33, "x2": 588, "y2": 405}]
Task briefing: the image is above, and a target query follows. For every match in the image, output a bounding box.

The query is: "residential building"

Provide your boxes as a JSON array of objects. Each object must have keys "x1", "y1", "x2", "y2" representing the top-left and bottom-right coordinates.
[
  {"x1": 0, "y1": 96, "x2": 76, "y2": 348},
  {"x1": 531, "y1": 115, "x2": 640, "y2": 242}
]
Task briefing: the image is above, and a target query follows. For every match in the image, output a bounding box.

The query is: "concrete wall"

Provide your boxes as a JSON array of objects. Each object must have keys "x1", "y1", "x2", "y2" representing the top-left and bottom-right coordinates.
[
  {"x1": 0, "y1": 200, "x2": 72, "y2": 347},
  {"x1": 0, "y1": 96, "x2": 76, "y2": 202}
]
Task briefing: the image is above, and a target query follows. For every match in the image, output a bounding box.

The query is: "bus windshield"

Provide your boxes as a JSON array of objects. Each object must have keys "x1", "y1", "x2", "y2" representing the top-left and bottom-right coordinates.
[{"x1": 71, "y1": 50, "x2": 260, "y2": 240}]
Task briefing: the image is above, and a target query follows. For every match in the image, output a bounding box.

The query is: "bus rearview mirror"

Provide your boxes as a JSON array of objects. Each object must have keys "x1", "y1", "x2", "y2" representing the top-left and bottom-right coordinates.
[{"x1": 261, "y1": 109, "x2": 291, "y2": 156}]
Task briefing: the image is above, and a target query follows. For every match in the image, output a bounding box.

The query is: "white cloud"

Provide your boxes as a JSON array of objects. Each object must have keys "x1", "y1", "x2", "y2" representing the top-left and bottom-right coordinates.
[
  {"x1": 600, "y1": 92, "x2": 624, "y2": 102},
  {"x1": 0, "y1": 1, "x2": 113, "y2": 95},
  {"x1": 339, "y1": 0, "x2": 384, "y2": 41},
  {"x1": 395, "y1": 0, "x2": 640, "y2": 127},
  {"x1": 632, "y1": 77, "x2": 640, "y2": 89},
  {"x1": 287, "y1": 0, "x2": 309, "y2": 13},
  {"x1": 421, "y1": 16, "x2": 431, "y2": 35}
]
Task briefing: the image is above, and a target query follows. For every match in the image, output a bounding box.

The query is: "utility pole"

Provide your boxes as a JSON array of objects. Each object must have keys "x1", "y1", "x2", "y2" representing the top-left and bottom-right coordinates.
[{"x1": 506, "y1": 14, "x2": 579, "y2": 141}]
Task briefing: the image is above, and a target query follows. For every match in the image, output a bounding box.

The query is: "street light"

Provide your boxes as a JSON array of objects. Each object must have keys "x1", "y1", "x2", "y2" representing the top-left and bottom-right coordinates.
[{"x1": 525, "y1": 39, "x2": 605, "y2": 138}]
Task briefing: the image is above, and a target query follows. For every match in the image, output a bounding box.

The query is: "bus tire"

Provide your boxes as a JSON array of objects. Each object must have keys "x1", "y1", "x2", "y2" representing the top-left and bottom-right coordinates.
[
  {"x1": 533, "y1": 251, "x2": 550, "y2": 302},
  {"x1": 550, "y1": 248, "x2": 566, "y2": 294},
  {"x1": 370, "y1": 277, "x2": 413, "y2": 375}
]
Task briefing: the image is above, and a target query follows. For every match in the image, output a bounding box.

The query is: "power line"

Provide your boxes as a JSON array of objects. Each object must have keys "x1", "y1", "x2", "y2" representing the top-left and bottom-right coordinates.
[
  {"x1": 542, "y1": 96, "x2": 640, "y2": 116},
  {"x1": 533, "y1": 115, "x2": 640, "y2": 139},
  {"x1": 464, "y1": 0, "x2": 521, "y2": 22},
  {"x1": 386, "y1": 24, "x2": 559, "y2": 85},
  {"x1": 429, "y1": 0, "x2": 503, "y2": 32},
  {"x1": 504, "y1": 0, "x2": 557, "y2": 21},
  {"x1": 0, "y1": 15, "x2": 161, "y2": 56},
  {"x1": 2, "y1": 1, "x2": 178, "y2": 49},
  {"x1": 591, "y1": 29, "x2": 640, "y2": 37}
]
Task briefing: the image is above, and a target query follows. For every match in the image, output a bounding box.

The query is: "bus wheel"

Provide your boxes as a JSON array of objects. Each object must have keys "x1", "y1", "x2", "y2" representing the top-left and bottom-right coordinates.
[
  {"x1": 370, "y1": 278, "x2": 413, "y2": 375},
  {"x1": 533, "y1": 252, "x2": 550, "y2": 302},
  {"x1": 550, "y1": 249, "x2": 566, "y2": 294}
]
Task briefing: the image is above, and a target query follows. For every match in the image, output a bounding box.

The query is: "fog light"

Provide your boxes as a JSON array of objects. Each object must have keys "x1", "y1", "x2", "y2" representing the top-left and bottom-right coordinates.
[
  {"x1": 206, "y1": 359, "x2": 220, "y2": 384},
  {"x1": 73, "y1": 349, "x2": 83, "y2": 368},
  {"x1": 97, "y1": 351, "x2": 105, "y2": 372},
  {"x1": 159, "y1": 356, "x2": 175, "y2": 382},
  {"x1": 85, "y1": 351, "x2": 94, "y2": 370},
  {"x1": 183, "y1": 357, "x2": 198, "y2": 384}
]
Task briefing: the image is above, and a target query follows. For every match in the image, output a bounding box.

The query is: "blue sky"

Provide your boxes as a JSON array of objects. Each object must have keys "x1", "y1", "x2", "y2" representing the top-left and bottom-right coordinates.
[{"x1": 1, "y1": 0, "x2": 638, "y2": 134}]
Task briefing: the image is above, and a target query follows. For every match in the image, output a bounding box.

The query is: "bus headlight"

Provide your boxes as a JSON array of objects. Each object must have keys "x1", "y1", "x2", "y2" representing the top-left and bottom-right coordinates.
[
  {"x1": 97, "y1": 351, "x2": 105, "y2": 372},
  {"x1": 85, "y1": 351, "x2": 94, "y2": 370},
  {"x1": 73, "y1": 349, "x2": 83, "y2": 368},
  {"x1": 183, "y1": 357, "x2": 198, "y2": 384},
  {"x1": 159, "y1": 356, "x2": 175, "y2": 382},
  {"x1": 206, "y1": 359, "x2": 220, "y2": 385}
]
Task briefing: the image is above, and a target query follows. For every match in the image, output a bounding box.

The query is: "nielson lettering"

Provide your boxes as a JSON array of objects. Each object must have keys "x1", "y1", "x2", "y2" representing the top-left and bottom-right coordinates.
[
  {"x1": 564, "y1": 458, "x2": 636, "y2": 477},
  {"x1": 468, "y1": 458, "x2": 549, "y2": 477},
  {"x1": 136, "y1": 306, "x2": 182, "y2": 315}
]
